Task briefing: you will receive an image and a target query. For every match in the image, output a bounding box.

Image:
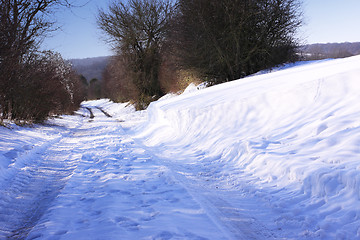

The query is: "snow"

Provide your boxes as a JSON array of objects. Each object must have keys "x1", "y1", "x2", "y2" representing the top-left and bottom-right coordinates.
[
  {"x1": 1, "y1": 55, "x2": 360, "y2": 239},
  {"x1": 128, "y1": 55, "x2": 360, "y2": 239}
]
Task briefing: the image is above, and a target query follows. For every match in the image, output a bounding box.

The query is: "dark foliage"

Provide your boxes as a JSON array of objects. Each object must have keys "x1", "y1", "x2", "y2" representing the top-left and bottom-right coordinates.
[
  {"x1": 173, "y1": 0, "x2": 303, "y2": 84},
  {"x1": 88, "y1": 78, "x2": 102, "y2": 100}
]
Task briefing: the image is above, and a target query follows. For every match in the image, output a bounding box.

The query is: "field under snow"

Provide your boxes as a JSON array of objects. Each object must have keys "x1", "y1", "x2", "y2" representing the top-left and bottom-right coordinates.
[{"x1": 1, "y1": 55, "x2": 360, "y2": 239}]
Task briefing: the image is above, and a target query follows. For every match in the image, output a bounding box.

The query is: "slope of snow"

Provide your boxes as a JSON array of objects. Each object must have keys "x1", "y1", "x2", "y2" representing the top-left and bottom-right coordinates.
[{"x1": 128, "y1": 55, "x2": 360, "y2": 239}]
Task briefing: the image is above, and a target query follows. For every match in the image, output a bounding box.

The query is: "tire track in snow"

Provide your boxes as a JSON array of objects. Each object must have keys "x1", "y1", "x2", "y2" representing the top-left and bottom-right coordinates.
[
  {"x1": 127, "y1": 140, "x2": 280, "y2": 239},
  {"x1": 25, "y1": 108, "x2": 229, "y2": 239},
  {"x1": 85, "y1": 107, "x2": 94, "y2": 119},
  {"x1": 95, "y1": 106, "x2": 112, "y2": 118},
  {"x1": 0, "y1": 117, "x2": 85, "y2": 239},
  {"x1": 161, "y1": 166, "x2": 277, "y2": 240},
  {"x1": 84, "y1": 106, "x2": 112, "y2": 119}
]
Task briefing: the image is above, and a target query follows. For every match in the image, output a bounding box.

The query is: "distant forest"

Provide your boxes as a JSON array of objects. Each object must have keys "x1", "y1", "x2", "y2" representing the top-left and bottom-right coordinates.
[
  {"x1": 71, "y1": 42, "x2": 360, "y2": 85},
  {"x1": 69, "y1": 56, "x2": 110, "y2": 82}
]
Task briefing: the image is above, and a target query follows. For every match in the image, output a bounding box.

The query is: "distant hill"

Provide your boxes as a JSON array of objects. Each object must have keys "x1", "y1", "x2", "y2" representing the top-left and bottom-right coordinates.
[
  {"x1": 69, "y1": 56, "x2": 110, "y2": 81},
  {"x1": 300, "y1": 42, "x2": 360, "y2": 60}
]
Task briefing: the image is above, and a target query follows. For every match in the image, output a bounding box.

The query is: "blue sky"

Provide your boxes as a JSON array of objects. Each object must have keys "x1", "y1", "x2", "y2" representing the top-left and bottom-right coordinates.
[
  {"x1": 42, "y1": 0, "x2": 360, "y2": 59},
  {"x1": 303, "y1": 0, "x2": 360, "y2": 44},
  {"x1": 41, "y1": 0, "x2": 112, "y2": 59}
]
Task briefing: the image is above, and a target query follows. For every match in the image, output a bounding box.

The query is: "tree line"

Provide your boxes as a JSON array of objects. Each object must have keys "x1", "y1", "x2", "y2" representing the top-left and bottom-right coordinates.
[
  {"x1": 300, "y1": 42, "x2": 360, "y2": 60},
  {"x1": 0, "y1": 0, "x2": 86, "y2": 123},
  {"x1": 0, "y1": 0, "x2": 303, "y2": 122},
  {"x1": 98, "y1": 0, "x2": 303, "y2": 109}
]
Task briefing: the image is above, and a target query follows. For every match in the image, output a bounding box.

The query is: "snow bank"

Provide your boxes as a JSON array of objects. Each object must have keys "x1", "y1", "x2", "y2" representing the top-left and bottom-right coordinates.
[{"x1": 131, "y1": 55, "x2": 360, "y2": 238}]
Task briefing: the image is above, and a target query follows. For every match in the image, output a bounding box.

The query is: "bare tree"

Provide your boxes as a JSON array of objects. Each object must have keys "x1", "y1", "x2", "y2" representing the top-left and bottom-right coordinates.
[
  {"x1": 97, "y1": 0, "x2": 175, "y2": 108},
  {"x1": 2, "y1": 50, "x2": 84, "y2": 122},
  {"x1": 0, "y1": 0, "x2": 78, "y2": 121},
  {"x1": 0, "y1": 0, "x2": 72, "y2": 60}
]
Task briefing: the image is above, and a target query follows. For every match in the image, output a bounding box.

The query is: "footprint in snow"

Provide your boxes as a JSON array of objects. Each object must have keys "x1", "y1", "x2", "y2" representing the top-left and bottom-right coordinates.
[
  {"x1": 140, "y1": 212, "x2": 159, "y2": 222},
  {"x1": 109, "y1": 189, "x2": 132, "y2": 195},
  {"x1": 91, "y1": 210, "x2": 102, "y2": 216},
  {"x1": 317, "y1": 123, "x2": 328, "y2": 135},
  {"x1": 115, "y1": 217, "x2": 139, "y2": 231},
  {"x1": 153, "y1": 231, "x2": 174, "y2": 240},
  {"x1": 124, "y1": 167, "x2": 133, "y2": 173},
  {"x1": 80, "y1": 197, "x2": 95, "y2": 203},
  {"x1": 54, "y1": 230, "x2": 68, "y2": 235}
]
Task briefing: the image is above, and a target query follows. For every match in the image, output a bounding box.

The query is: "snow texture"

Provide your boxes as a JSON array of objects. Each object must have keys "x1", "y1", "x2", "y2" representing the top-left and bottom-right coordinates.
[
  {"x1": 1, "y1": 55, "x2": 360, "y2": 239},
  {"x1": 129, "y1": 55, "x2": 360, "y2": 239}
]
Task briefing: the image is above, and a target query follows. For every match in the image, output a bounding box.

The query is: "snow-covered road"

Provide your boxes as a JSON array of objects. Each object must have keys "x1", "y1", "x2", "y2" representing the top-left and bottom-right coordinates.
[
  {"x1": 1, "y1": 107, "x2": 252, "y2": 239},
  {"x1": 0, "y1": 120, "x2": 80, "y2": 238}
]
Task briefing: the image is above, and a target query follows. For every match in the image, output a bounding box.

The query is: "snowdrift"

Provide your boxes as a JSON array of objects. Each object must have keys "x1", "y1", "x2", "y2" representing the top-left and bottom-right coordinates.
[{"x1": 131, "y1": 55, "x2": 360, "y2": 238}]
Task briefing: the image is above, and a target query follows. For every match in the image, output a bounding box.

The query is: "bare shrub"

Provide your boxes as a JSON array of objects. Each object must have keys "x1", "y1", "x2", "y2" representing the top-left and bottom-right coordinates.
[
  {"x1": 102, "y1": 55, "x2": 139, "y2": 103},
  {"x1": 5, "y1": 51, "x2": 85, "y2": 122}
]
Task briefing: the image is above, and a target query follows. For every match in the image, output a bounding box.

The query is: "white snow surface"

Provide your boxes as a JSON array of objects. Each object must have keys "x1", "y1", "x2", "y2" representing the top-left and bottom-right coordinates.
[{"x1": 1, "y1": 55, "x2": 360, "y2": 239}]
